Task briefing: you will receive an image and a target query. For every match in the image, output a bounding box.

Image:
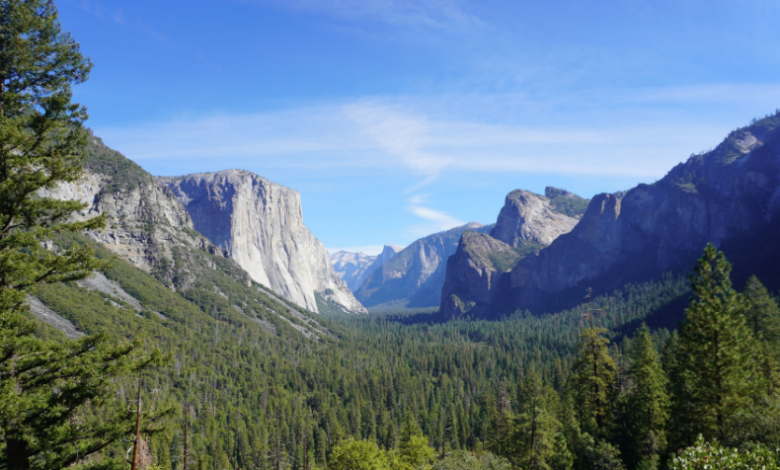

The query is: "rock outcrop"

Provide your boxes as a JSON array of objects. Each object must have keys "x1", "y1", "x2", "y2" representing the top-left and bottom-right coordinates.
[
  {"x1": 331, "y1": 245, "x2": 403, "y2": 292},
  {"x1": 356, "y1": 222, "x2": 492, "y2": 309},
  {"x1": 439, "y1": 232, "x2": 518, "y2": 318},
  {"x1": 447, "y1": 111, "x2": 780, "y2": 315},
  {"x1": 39, "y1": 136, "x2": 214, "y2": 290},
  {"x1": 159, "y1": 171, "x2": 366, "y2": 313},
  {"x1": 440, "y1": 189, "x2": 586, "y2": 318},
  {"x1": 490, "y1": 190, "x2": 580, "y2": 247}
]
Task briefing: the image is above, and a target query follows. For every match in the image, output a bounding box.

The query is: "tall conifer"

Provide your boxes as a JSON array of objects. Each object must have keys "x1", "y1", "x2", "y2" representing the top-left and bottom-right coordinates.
[
  {"x1": 514, "y1": 368, "x2": 560, "y2": 470},
  {"x1": 626, "y1": 324, "x2": 668, "y2": 470},
  {"x1": 668, "y1": 244, "x2": 764, "y2": 446},
  {"x1": 572, "y1": 314, "x2": 617, "y2": 438},
  {"x1": 0, "y1": 2, "x2": 164, "y2": 468}
]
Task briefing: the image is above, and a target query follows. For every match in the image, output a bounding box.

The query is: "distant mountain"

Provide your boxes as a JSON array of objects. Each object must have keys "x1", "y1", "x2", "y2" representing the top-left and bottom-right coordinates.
[
  {"x1": 158, "y1": 171, "x2": 366, "y2": 314},
  {"x1": 355, "y1": 223, "x2": 493, "y2": 310},
  {"x1": 441, "y1": 110, "x2": 780, "y2": 317},
  {"x1": 331, "y1": 245, "x2": 403, "y2": 292},
  {"x1": 440, "y1": 189, "x2": 586, "y2": 318}
]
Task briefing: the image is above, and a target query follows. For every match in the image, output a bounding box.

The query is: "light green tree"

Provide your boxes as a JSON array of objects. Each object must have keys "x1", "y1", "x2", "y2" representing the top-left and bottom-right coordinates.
[
  {"x1": 396, "y1": 414, "x2": 435, "y2": 470},
  {"x1": 328, "y1": 439, "x2": 390, "y2": 470}
]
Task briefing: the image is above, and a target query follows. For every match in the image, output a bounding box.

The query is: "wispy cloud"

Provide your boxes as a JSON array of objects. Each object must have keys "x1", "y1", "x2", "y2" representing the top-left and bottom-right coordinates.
[
  {"x1": 238, "y1": 0, "x2": 482, "y2": 37},
  {"x1": 407, "y1": 203, "x2": 464, "y2": 237},
  {"x1": 70, "y1": 0, "x2": 173, "y2": 45},
  {"x1": 97, "y1": 82, "x2": 780, "y2": 192}
]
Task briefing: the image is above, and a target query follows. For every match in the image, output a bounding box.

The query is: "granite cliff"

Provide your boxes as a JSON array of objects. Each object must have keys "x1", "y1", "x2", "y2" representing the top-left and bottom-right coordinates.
[
  {"x1": 159, "y1": 171, "x2": 366, "y2": 313},
  {"x1": 37, "y1": 136, "x2": 332, "y2": 338},
  {"x1": 440, "y1": 189, "x2": 586, "y2": 318},
  {"x1": 355, "y1": 222, "x2": 492, "y2": 309},
  {"x1": 331, "y1": 245, "x2": 403, "y2": 292}
]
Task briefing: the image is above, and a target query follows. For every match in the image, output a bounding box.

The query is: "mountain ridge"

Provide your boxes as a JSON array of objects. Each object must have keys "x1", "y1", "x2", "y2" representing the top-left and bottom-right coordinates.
[{"x1": 440, "y1": 110, "x2": 780, "y2": 316}]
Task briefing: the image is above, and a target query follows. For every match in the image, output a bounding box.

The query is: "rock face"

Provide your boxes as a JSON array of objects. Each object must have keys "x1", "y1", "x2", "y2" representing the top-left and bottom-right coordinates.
[
  {"x1": 439, "y1": 232, "x2": 518, "y2": 318},
  {"x1": 490, "y1": 190, "x2": 580, "y2": 247},
  {"x1": 440, "y1": 189, "x2": 586, "y2": 318},
  {"x1": 470, "y1": 111, "x2": 780, "y2": 315},
  {"x1": 356, "y1": 222, "x2": 492, "y2": 309},
  {"x1": 38, "y1": 136, "x2": 213, "y2": 289},
  {"x1": 331, "y1": 245, "x2": 403, "y2": 292},
  {"x1": 159, "y1": 171, "x2": 366, "y2": 313}
]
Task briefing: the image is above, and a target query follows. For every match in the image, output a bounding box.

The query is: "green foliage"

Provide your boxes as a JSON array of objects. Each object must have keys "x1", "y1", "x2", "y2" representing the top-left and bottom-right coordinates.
[
  {"x1": 743, "y1": 276, "x2": 780, "y2": 344},
  {"x1": 576, "y1": 435, "x2": 626, "y2": 470},
  {"x1": 398, "y1": 414, "x2": 435, "y2": 470},
  {"x1": 487, "y1": 242, "x2": 542, "y2": 272},
  {"x1": 668, "y1": 435, "x2": 780, "y2": 470},
  {"x1": 83, "y1": 136, "x2": 150, "y2": 195},
  {"x1": 624, "y1": 324, "x2": 669, "y2": 469},
  {"x1": 668, "y1": 244, "x2": 765, "y2": 447},
  {"x1": 547, "y1": 197, "x2": 589, "y2": 218},
  {"x1": 328, "y1": 439, "x2": 390, "y2": 470},
  {"x1": 0, "y1": 2, "x2": 170, "y2": 469},
  {"x1": 572, "y1": 320, "x2": 617, "y2": 438},
  {"x1": 549, "y1": 434, "x2": 574, "y2": 470},
  {"x1": 514, "y1": 368, "x2": 561, "y2": 470},
  {"x1": 433, "y1": 451, "x2": 511, "y2": 470}
]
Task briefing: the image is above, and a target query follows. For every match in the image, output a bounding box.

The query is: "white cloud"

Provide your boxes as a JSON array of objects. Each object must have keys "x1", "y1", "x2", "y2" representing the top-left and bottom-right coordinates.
[
  {"x1": 406, "y1": 197, "x2": 465, "y2": 237},
  {"x1": 97, "y1": 84, "x2": 779, "y2": 186}
]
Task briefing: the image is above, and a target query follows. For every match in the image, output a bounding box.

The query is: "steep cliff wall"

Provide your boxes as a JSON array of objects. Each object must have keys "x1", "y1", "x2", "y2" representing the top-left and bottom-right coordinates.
[
  {"x1": 506, "y1": 112, "x2": 780, "y2": 313},
  {"x1": 159, "y1": 171, "x2": 366, "y2": 313},
  {"x1": 440, "y1": 189, "x2": 584, "y2": 318},
  {"x1": 439, "y1": 232, "x2": 517, "y2": 318}
]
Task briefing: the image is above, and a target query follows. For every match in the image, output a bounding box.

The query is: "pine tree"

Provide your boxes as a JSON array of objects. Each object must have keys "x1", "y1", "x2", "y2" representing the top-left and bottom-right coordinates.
[
  {"x1": 514, "y1": 368, "x2": 560, "y2": 470},
  {"x1": 743, "y1": 276, "x2": 780, "y2": 343},
  {"x1": 571, "y1": 313, "x2": 617, "y2": 439},
  {"x1": 743, "y1": 276, "x2": 780, "y2": 388},
  {"x1": 668, "y1": 244, "x2": 765, "y2": 446},
  {"x1": 626, "y1": 324, "x2": 669, "y2": 470},
  {"x1": 0, "y1": 2, "x2": 164, "y2": 468},
  {"x1": 396, "y1": 413, "x2": 435, "y2": 470}
]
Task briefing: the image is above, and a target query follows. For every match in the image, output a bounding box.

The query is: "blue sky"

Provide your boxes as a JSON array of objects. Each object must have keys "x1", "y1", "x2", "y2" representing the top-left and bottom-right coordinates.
[{"x1": 61, "y1": 0, "x2": 780, "y2": 255}]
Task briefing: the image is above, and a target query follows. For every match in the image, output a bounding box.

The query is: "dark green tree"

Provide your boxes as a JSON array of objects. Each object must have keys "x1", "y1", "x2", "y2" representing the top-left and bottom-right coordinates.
[
  {"x1": 514, "y1": 368, "x2": 560, "y2": 470},
  {"x1": 668, "y1": 244, "x2": 765, "y2": 446},
  {"x1": 743, "y1": 275, "x2": 780, "y2": 345},
  {"x1": 625, "y1": 324, "x2": 668, "y2": 470},
  {"x1": 571, "y1": 315, "x2": 617, "y2": 439},
  {"x1": 743, "y1": 276, "x2": 780, "y2": 389},
  {"x1": 0, "y1": 1, "x2": 165, "y2": 468}
]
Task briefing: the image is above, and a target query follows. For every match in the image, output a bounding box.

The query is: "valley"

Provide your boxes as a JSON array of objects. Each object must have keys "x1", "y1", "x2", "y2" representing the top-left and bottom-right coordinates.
[{"x1": 2, "y1": 3, "x2": 780, "y2": 470}]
